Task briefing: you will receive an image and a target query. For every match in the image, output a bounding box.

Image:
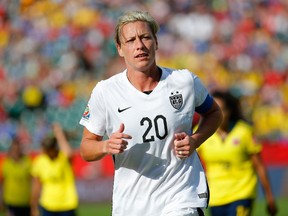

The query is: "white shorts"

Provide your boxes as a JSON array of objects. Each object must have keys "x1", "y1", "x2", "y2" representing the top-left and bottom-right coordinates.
[{"x1": 162, "y1": 207, "x2": 205, "y2": 216}]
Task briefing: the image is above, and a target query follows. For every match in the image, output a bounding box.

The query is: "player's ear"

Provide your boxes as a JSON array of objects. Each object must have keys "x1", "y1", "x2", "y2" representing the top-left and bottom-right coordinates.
[
  {"x1": 155, "y1": 37, "x2": 158, "y2": 50},
  {"x1": 117, "y1": 44, "x2": 124, "y2": 57},
  {"x1": 156, "y1": 40, "x2": 158, "y2": 50}
]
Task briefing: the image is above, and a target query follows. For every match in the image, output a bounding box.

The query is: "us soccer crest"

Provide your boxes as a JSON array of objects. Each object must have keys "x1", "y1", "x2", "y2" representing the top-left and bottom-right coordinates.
[{"x1": 169, "y1": 91, "x2": 183, "y2": 110}]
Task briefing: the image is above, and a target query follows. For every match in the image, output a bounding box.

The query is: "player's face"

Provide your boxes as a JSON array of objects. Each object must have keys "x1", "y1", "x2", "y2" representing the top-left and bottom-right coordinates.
[
  {"x1": 45, "y1": 148, "x2": 59, "y2": 159},
  {"x1": 117, "y1": 21, "x2": 158, "y2": 73},
  {"x1": 9, "y1": 142, "x2": 22, "y2": 159}
]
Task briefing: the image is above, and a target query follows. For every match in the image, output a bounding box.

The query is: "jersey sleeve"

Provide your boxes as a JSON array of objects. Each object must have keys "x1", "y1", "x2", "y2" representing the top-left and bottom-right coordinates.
[
  {"x1": 245, "y1": 124, "x2": 262, "y2": 155},
  {"x1": 193, "y1": 75, "x2": 213, "y2": 114},
  {"x1": 79, "y1": 81, "x2": 106, "y2": 136}
]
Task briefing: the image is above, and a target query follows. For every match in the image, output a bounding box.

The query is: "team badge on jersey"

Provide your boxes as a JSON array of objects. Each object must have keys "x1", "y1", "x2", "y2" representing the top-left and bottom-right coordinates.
[
  {"x1": 82, "y1": 104, "x2": 90, "y2": 120},
  {"x1": 169, "y1": 91, "x2": 183, "y2": 110}
]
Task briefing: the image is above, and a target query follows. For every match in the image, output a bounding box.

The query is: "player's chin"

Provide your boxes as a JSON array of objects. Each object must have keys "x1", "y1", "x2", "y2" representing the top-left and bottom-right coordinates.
[{"x1": 134, "y1": 61, "x2": 153, "y2": 70}]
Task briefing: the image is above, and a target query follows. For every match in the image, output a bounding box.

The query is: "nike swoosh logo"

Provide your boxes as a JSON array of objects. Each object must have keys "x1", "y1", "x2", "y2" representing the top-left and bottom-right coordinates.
[{"x1": 118, "y1": 106, "x2": 132, "y2": 113}]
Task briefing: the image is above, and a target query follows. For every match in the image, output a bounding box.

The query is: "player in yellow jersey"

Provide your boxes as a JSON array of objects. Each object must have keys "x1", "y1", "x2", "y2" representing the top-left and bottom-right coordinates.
[
  {"x1": 0, "y1": 137, "x2": 32, "y2": 216},
  {"x1": 30, "y1": 123, "x2": 78, "y2": 216},
  {"x1": 198, "y1": 91, "x2": 277, "y2": 216}
]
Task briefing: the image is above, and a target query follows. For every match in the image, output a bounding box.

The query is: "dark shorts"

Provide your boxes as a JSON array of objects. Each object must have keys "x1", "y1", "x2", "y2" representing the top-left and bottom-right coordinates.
[
  {"x1": 210, "y1": 199, "x2": 254, "y2": 216},
  {"x1": 6, "y1": 205, "x2": 31, "y2": 216},
  {"x1": 197, "y1": 208, "x2": 205, "y2": 216},
  {"x1": 40, "y1": 206, "x2": 77, "y2": 216}
]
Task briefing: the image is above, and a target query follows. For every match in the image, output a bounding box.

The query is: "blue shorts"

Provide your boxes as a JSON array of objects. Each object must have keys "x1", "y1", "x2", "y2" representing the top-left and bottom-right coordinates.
[
  {"x1": 210, "y1": 199, "x2": 254, "y2": 216},
  {"x1": 40, "y1": 206, "x2": 77, "y2": 216},
  {"x1": 6, "y1": 205, "x2": 31, "y2": 216}
]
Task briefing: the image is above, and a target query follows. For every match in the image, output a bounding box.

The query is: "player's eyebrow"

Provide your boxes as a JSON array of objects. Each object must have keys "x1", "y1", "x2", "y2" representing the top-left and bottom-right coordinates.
[{"x1": 123, "y1": 32, "x2": 151, "y2": 42}]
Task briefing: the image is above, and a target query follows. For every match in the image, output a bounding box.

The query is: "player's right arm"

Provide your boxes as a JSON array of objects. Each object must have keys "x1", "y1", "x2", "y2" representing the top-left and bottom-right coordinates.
[
  {"x1": 80, "y1": 123, "x2": 132, "y2": 162},
  {"x1": 53, "y1": 122, "x2": 73, "y2": 159}
]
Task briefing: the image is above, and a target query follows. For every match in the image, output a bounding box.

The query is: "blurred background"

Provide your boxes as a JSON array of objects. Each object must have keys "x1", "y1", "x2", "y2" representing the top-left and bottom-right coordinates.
[{"x1": 0, "y1": 0, "x2": 287, "y2": 209}]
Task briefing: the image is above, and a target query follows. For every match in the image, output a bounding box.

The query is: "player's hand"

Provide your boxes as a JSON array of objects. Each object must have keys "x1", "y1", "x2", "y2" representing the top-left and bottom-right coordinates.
[
  {"x1": 52, "y1": 122, "x2": 61, "y2": 130},
  {"x1": 267, "y1": 201, "x2": 277, "y2": 216},
  {"x1": 52, "y1": 122, "x2": 64, "y2": 135},
  {"x1": 174, "y1": 132, "x2": 196, "y2": 159},
  {"x1": 105, "y1": 123, "x2": 132, "y2": 155}
]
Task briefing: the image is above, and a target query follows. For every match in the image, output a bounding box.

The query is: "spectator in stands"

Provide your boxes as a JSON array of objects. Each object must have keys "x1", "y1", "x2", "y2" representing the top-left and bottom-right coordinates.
[{"x1": 198, "y1": 90, "x2": 278, "y2": 216}]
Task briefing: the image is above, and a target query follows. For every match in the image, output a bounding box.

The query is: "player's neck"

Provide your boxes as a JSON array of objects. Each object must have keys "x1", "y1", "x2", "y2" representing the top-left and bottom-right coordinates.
[{"x1": 127, "y1": 67, "x2": 162, "y2": 92}]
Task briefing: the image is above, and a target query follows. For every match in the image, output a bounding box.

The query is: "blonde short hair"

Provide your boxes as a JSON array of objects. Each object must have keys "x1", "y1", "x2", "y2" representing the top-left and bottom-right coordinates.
[{"x1": 114, "y1": 10, "x2": 159, "y2": 46}]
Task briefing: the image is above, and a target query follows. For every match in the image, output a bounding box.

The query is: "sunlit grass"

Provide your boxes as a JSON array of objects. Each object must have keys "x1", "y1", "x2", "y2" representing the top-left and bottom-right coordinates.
[{"x1": 77, "y1": 197, "x2": 288, "y2": 216}]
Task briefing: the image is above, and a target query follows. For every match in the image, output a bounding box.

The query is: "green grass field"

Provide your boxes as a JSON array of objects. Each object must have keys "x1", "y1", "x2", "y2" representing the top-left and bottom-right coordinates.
[
  {"x1": 77, "y1": 198, "x2": 288, "y2": 216},
  {"x1": 0, "y1": 198, "x2": 286, "y2": 215}
]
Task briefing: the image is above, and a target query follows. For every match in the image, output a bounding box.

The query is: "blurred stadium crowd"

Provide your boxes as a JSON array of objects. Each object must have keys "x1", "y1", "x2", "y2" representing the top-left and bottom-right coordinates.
[{"x1": 0, "y1": 0, "x2": 288, "y2": 151}]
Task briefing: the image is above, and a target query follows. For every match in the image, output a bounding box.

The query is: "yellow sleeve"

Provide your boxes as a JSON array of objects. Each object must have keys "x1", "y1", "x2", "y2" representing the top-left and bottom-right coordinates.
[{"x1": 244, "y1": 123, "x2": 262, "y2": 155}]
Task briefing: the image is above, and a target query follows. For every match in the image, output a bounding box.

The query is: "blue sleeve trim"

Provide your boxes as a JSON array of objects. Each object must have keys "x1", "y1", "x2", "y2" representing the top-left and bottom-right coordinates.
[{"x1": 195, "y1": 94, "x2": 213, "y2": 114}]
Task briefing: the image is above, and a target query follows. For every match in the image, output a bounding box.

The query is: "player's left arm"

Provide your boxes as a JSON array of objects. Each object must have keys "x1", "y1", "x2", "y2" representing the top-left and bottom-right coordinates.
[
  {"x1": 191, "y1": 100, "x2": 223, "y2": 148},
  {"x1": 175, "y1": 100, "x2": 222, "y2": 158},
  {"x1": 174, "y1": 74, "x2": 223, "y2": 158},
  {"x1": 251, "y1": 153, "x2": 278, "y2": 216}
]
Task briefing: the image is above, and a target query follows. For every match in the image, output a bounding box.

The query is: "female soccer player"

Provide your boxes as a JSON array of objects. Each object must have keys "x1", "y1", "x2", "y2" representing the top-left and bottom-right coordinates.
[
  {"x1": 198, "y1": 90, "x2": 277, "y2": 216},
  {"x1": 1, "y1": 138, "x2": 32, "y2": 216},
  {"x1": 79, "y1": 10, "x2": 223, "y2": 216},
  {"x1": 31, "y1": 123, "x2": 78, "y2": 216}
]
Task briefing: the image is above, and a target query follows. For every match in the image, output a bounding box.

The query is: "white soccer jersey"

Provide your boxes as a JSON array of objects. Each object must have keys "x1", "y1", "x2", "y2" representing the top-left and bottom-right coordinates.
[{"x1": 80, "y1": 67, "x2": 211, "y2": 216}]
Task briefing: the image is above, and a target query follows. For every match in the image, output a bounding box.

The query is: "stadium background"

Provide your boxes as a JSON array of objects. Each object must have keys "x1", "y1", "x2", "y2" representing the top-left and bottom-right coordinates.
[{"x1": 0, "y1": 0, "x2": 287, "y2": 214}]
